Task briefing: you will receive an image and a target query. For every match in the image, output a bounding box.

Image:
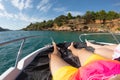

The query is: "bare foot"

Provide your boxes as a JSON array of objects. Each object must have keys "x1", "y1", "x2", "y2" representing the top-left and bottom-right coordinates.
[
  {"x1": 68, "y1": 42, "x2": 75, "y2": 50},
  {"x1": 48, "y1": 42, "x2": 61, "y2": 58},
  {"x1": 68, "y1": 42, "x2": 80, "y2": 56},
  {"x1": 68, "y1": 42, "x2": 93, "y2": 66},
  {"x1": 85, "y1": 39, "x2": 102, "y2": 49}
]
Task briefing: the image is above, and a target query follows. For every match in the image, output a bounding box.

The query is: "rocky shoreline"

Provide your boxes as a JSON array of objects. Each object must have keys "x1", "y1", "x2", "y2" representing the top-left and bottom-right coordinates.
[
  {"x1": 39, "y1": 20, "x2": 120, "y2": 33},
  {"x1": 23, "y1": 14, "x2": 120, "y2": 33}
]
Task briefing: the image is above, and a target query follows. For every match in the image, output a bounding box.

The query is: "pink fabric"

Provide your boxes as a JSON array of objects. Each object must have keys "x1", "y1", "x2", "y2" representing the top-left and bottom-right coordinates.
[{"x1": 71, "y1": 60, "x2": 120, "y2": 80}]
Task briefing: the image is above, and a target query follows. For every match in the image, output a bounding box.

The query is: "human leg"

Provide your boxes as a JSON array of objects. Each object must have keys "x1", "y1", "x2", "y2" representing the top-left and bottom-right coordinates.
[
  {"x1": 109, "y1": 74, "x2": 120, "y2": 80},
  {"x1": 86, "y1": 40, "x2": 117, "y2": 50},
  {"x1": 68, "y1": 42, "x2": 94, "y2": 66},
  {"x1": 68, "y1": 42, "x2": 108, "y2": 66},
  {"x1": 86, "y1": 40, "x2": 117, "y2": 59},
  {"x1": 49, "y1": 42, "x2": 70, "y2": 75},
  {"x1": 49, "y1": 42, "x2": 78, "y2": 80},
  {"x1": 94, "y1": 48, "x2": 114, "y2": 59}
]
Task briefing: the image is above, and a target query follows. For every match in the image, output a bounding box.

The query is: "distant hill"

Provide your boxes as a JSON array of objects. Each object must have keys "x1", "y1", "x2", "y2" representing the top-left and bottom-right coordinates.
[
  {"x1": 0, "y1": 27, "x2": 10, "y2": 31},
  {"x1": 23, "y1": 10, "x2": 120, "y2": 32}
]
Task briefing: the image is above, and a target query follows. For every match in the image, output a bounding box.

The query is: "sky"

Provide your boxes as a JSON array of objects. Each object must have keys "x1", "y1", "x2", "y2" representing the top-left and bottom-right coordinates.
[{"x1": 0, "y1": 0, "x2": 120, "y2": 30}]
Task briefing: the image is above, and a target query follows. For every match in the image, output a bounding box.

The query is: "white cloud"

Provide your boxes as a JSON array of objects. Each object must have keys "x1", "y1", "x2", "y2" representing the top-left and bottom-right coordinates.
[
  {"x1": 0, "y1": 3, "x2": 5, "y2": 11},
  {"x1": 0, "y1": 2, "x2": 14, "y2": 20},
  {"x1": 11, "y1": 0, "x2": 32, "y2": 11},
  {"x1": 24, "y1": 0, "x2": 32, "y2": 9},
  {"x1": 53, "y1": 7, "x2": 66, "y2": 12},
  {"x1": 113, "y1": 3, "x2": 120, "y2": 6},
  {"x1": 0, "y1": 11, "x2": 45, "y2": 30},
  {"x1": 16, "y1": 13, "x2": 43, "y2": 22},
  {"x1": 0, "y1": 11, "x2": 13, "y2": 18},
  {"x1": 0, "y1": 11, "x2": 43, "y2": 22},
  {"x1": 0, "y1": 0, "x2": 48, "y2": 30},
  {"x1": 0, "y1": 2, "x2": 13, "y2": 18},
  {"x1": 37, "y1": 0, "x2": 52, "y2": 12},
  {"x1": 66, "y1": 11, "x2": 84, "y2": 16},
  {"x1": 53, "y1": 7, "x2": 84, "y2": 16}
]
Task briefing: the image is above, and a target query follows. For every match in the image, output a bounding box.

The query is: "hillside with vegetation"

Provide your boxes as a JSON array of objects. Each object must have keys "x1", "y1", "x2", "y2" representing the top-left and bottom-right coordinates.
[
  {"x1": 23, "y1": 10, "x2": 120, "y2": 32},
  {"x1": 0, "y1": 27, "x2": 9, "y2": 31}
]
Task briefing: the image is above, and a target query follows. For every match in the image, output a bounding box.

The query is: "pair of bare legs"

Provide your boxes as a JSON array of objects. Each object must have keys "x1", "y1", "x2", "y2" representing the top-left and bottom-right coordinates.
[
  {"x1": 86, "y1": 40, "x2": 118, "y2": 59},
  {"x1": 49, "y1": 42, "x2": 120, "y2": 80},
  {"x1": 49, "y1": 42, "x2": 94, "y2": 75}
]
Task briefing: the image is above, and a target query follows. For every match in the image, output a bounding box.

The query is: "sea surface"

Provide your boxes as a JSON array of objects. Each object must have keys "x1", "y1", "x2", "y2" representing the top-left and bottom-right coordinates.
[{"x1": 0, "y1": 31, "x2": 120, "y2": 75}]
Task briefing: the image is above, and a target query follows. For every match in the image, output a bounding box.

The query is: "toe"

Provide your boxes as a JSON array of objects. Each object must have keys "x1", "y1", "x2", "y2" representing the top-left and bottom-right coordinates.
[{"x1": 68, "y1": 42, "x2": 74, "y2": 50}]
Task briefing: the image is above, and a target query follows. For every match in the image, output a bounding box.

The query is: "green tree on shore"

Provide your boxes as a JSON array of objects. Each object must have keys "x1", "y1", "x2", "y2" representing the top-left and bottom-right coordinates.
[
  {"x1": 107, "y1": 11, "x2": 119, "y2": 20},
  {"x1": 83, "y1": 11, "x2": 96, "y2": 24},
  {"x1": 67, "y1": 12, "x2": 73, "y2": 19},
  {"x1": 98, "y1": 10, "x2": 107, "y2": 24},
  {"x1": 54, "y1": 15, "x2": 68, "y2": 26},
  {"x1": 23, "y1": 10, "x2": 120, "y2": 31}
]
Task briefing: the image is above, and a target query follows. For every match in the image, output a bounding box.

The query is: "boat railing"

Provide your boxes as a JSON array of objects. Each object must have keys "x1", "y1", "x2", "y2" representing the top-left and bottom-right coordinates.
[
  {"x1": 79, "y1": 33, "x2": 120, "y2": 44},
  {"x1": 0, "y1": 35, "x2": 42, "y2": 68}
]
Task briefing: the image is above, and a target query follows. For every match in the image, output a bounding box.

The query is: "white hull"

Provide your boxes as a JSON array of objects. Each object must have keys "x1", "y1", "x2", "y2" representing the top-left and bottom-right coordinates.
[{"x1": 0, "y1": 46, "x2": 51, "y2": 80}]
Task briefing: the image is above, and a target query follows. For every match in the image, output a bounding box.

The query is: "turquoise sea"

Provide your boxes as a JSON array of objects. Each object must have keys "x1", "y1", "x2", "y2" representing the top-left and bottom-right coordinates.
[{"x1": 0, "y1": 31, "x2": 120, "y2": 75}]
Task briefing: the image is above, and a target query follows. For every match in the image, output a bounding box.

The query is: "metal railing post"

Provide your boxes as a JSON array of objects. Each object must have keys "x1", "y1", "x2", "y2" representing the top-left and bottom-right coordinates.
[{"x1": 15, "y1": 39, "x2": 25, "y2": 68}]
